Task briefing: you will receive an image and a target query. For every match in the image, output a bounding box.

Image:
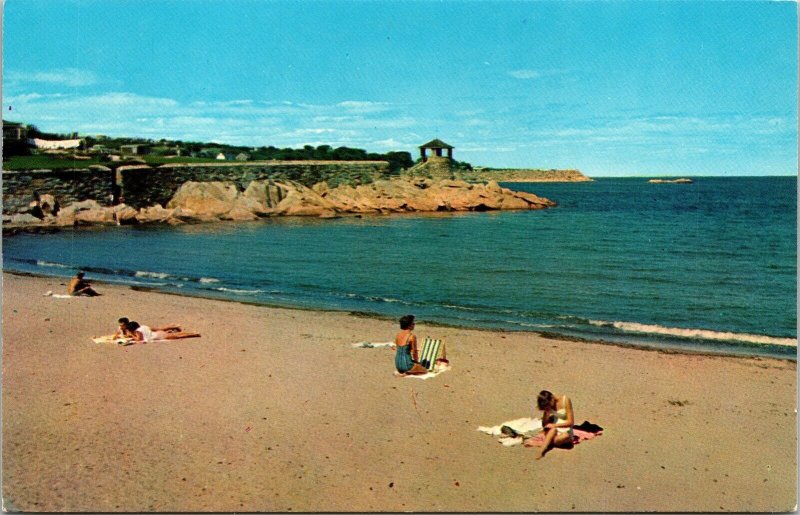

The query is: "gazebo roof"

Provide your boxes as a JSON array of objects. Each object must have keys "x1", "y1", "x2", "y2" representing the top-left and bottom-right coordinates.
[{"x1": 419, "y1": 138, "x2": 454, "y2": 150}]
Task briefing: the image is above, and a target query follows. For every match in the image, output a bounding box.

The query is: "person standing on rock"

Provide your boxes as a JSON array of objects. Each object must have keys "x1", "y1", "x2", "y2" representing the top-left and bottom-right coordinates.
[
  {"x1": 28, "y1": 191, "x2": 45, "y2": 220},
  {"x1": 68, "y1": 272, "x2": 100, "y2": 296}
]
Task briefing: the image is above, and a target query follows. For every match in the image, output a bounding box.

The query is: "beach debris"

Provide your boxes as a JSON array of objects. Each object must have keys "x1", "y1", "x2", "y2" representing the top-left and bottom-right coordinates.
[
  {"x1": 668, "y1": 399, "x2": 690, "y2": 407},
  {"x1": 353, "y1": 341, "x2": 394, "y2": 348},
  {"x1": 410, "y1": 388, "x2": 425, "y2": 421},
  {"x1": 389, "y1": 482, "x2": 394, "y2": 488}
]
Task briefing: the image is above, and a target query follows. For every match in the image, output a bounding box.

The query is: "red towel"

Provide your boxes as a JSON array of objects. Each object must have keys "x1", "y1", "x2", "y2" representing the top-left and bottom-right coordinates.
[{"x1": 526, "y1": 428, "x2": 602, "y2": 446}]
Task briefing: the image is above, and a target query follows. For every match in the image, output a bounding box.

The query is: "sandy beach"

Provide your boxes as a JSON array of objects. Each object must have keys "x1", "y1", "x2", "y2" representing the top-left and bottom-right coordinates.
[{"x1": 1, "y1": 271, "x2": 796, "y2": 512}]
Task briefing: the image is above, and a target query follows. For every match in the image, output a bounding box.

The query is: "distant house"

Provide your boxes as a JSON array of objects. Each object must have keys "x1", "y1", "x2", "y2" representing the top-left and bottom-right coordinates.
[
  {"x1": 235, "y1": 152, "x2": 250, "y2": 161},
  {"x1": 90, "y1": 144, "x2": 111, "y2": 154},
  {"x1": 119, "y1": 144, "x2": 151, "y2": 156},
  {"x1": 31, "y1": 138, "x2": 82, "y2": 150},
  {"x1": 216, "y1": 152, "x2": 226, "y2": 160},
  {"x1": 2, "y1": 120, "x2": 28, "y2": 141}
]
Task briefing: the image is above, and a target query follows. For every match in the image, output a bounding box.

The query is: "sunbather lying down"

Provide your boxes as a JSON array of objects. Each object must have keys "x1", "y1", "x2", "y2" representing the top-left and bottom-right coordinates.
[{"x1": 115, "y1": 317, "x2": 200, "y2": 343}]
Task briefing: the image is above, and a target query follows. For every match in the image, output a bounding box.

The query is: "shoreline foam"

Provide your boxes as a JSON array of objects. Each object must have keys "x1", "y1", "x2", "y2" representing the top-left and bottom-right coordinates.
[{"x1": 5, "y1": 269, "x2": 795, "y2": 361}]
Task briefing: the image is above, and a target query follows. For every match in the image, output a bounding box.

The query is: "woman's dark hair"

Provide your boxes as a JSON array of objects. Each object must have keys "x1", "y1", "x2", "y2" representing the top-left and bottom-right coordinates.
[
  {"x1": 399, "y1": 314, "x2": 415, "y2": 330},
  {"x1": 126, "y1": 321, "x2": 140, "y2": 331},
  {"x1": 537, "y1": 390, "x2": 555, "y2": 410},
  {"x1": 118, "y1": 317, "x2": 129, "y2": 324}
]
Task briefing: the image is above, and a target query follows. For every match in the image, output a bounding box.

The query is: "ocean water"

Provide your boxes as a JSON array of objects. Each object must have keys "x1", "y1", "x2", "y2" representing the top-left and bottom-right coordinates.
[{"x1": 2, "y1": 177, "x2": 796, "y2": 359}]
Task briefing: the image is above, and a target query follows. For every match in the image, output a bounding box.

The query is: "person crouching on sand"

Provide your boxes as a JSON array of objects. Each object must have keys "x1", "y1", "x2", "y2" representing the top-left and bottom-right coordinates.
[
  {"x1": 524, "y1": 390, "x2": 575, "y2": 459},
  {"x1": 125, "y1": 320, "x2": 200, "y2": 344},
  {"x1": 68, "y1": 272, "x2": 100, "y2": 296},
  {"x1": 394, "y1": 315, "x2": 429, "y2": 375}
]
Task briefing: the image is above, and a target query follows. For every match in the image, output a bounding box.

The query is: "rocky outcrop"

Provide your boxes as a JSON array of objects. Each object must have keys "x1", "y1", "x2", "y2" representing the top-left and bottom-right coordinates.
[
  {"x1": 3, "y1": 177, "x2": 556, "y2": 231},
  {"x1": 462, "y1": 168, "x2": 593, "y2": 183},
  {"x1": 648, "y1": 178, "x2": 693, "y2": 184},
  {"x1": 403, "y1": 156, "x2": 457, "y2": 180}
]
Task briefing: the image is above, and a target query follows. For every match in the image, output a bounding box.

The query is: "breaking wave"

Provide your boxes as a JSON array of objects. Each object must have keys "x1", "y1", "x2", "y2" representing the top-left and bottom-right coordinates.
[{"x1": 589, "y1": 320, "x2": 797, "y2": 347}]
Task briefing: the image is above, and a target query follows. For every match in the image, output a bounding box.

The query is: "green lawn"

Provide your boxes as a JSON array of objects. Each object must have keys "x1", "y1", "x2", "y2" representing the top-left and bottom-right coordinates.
[
  {"x1": 2, "y1": 155, "x2": 103, "y2": 170},
  {"x1": 140, "y1": 156, "x2": 220, "y2": 165},
  {"x1": 2, "y1": 154, "x2": 224, "y2": 170}
]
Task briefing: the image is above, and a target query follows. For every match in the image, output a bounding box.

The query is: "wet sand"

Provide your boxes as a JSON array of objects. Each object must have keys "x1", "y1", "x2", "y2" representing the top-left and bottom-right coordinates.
[{"x1": 2, "y1": 272, "x2": 796, "y2": 512}]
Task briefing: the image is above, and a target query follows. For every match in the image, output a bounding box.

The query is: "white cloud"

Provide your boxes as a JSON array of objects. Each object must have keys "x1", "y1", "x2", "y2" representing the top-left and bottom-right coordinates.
[
  {"x1": 336, "y1": 100, "x2": 392, "y2": 114},
  {"x1": 3, "y1": 91, "x2": 421, "y2": 150},
  {"x1": 6, "y1": 68, "x2": 98, "y2": 87},
  {"x1": 508, "y1": 69, "x2": 542, "y2": 80}
]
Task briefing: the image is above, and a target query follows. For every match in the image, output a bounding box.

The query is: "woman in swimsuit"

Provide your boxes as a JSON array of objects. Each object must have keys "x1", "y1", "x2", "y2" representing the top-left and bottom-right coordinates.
[
  {"x1": 125, "y1": 321, "x2": 200, "y2": 343},
  {"x1": 524, "y1": 389, "x2": 575, "y2": 459},
  {"x1": 394, "y1": 315, "x2": 429, "y2": 375}
]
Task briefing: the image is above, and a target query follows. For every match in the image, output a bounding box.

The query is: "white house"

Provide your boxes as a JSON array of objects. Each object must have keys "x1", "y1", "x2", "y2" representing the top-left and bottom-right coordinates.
[{"x1": 30, "y1": 138, "x2": 82, "y2": 150}]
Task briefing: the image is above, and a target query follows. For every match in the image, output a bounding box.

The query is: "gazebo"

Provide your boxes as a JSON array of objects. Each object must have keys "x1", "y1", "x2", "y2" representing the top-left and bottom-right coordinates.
[{"x1": 419, "y1": 138, "x2": 454, "y2": 162}]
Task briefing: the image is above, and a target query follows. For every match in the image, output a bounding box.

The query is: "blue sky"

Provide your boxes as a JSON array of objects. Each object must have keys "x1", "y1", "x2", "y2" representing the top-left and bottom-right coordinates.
[{"x1": 3, "y1": 0, "x2": 797, "y2": 176}]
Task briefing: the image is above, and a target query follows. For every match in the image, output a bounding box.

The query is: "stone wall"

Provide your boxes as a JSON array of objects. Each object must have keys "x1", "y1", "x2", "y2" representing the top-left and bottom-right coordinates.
[
  {"x1": 2, "y1": 168, "x2": 115, "y2": 214},
  {"x1": 2, "y1": 161, "x2": 391, "y2": 213},
  {"x1": 119, "y1": 161, "x2": 390, "y2": 209}
]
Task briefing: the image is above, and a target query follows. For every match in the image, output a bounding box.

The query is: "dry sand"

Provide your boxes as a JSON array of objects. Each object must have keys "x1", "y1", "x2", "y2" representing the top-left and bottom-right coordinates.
[{"x1": 2, "y1": 272, "x2": 796, "y2": 512}]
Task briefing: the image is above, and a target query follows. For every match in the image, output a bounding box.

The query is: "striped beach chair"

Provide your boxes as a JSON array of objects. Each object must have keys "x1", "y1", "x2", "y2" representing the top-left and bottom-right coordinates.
[{"x1": 418, "y1": 337, "x2": 446, "y2": 371}]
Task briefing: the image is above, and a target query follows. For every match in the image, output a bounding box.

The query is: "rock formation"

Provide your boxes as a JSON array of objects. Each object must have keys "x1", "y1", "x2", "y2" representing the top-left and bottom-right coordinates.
[{"x1": 2, "y1": 177, "x2": 556, "y2": 231}]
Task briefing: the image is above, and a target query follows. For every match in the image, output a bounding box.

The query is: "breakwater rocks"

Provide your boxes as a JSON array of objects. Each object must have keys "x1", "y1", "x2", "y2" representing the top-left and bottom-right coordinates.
[
  {"x1": 463, "y1": 168, "x2": 593, "y2": 182},
  {"x1": 3, "y1": 177, "x2": 555, "y2": 231}
]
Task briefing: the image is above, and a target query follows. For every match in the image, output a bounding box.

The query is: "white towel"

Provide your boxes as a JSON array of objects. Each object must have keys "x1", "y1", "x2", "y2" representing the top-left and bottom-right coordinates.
[
  {"x1": 44, "y1": 291, "x2": 76, "y2": 299},
  {"x1": 395, "y1": 362, "x2": 451, "y2": 380},
  {"x1": 92, "y1": 334, "x2": 170, "y2": 345},
  {"x1": 92, "y1": 335, "x2": 132, "y2": 345},
  {"x1": 352, "y1": 341, "x2": 395, "y2": 348},
  {"x1": 477, "y1": 417, "x2": 543, "y2": 446}
]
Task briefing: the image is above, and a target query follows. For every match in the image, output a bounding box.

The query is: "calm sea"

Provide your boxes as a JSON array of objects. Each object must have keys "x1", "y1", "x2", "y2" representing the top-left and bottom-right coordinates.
[{"x1": 3, "y1": 177, "x2": 796, "y2": 359}]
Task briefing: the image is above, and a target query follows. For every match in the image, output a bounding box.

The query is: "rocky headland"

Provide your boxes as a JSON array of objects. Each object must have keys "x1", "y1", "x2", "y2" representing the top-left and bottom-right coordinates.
[
  {"x1": 463, "y1": 168, "x2": 593, "y2": 183},
  {"x1": 2, "y1": 177, "x2": 555, "y2": 232}
]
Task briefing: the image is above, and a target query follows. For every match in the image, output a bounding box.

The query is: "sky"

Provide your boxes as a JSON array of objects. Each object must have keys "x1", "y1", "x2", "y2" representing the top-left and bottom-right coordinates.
[{"x1": 2, "y1": 0, "x2": 797, "y2": 176}]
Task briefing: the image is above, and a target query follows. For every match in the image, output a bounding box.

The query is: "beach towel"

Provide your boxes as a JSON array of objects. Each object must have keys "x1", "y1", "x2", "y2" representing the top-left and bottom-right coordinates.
[
  {"x1": 44, "y1": 291, "x2": 77, "y2": 299},
  {"x1": 478, "y1": 417, "x2": 602, "y2": 447},
  {"x1": 477, "y1": 417, "x2": 544, "y2": 446},
  {"x1": 92, "y1": 335, "x2": 134, "y2": 345},
  {"x1": 394, "y1": 361, "x2": 451, "y2": 380},
  {"x1": 91, "y1": 334, "x2": 172, "y2": 345},
  {"x1": 351, "y1": 341, "x2": 395, "y2": 349}
]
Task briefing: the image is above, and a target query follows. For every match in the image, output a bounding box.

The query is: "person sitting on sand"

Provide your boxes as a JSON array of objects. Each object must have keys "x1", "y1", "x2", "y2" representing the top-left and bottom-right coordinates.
[
  {"x1": 524, "y1": 390, "x2": 575, "y2": 459},
  {"x1": 68, "y1": 272, "x2": 100, "y2": 296},
  {"x1": 394, "y1": 315, "x2": 429, "y2": 375},
  {"x1": 125, "y1": 320, "x2": 200, "y2": 344}
]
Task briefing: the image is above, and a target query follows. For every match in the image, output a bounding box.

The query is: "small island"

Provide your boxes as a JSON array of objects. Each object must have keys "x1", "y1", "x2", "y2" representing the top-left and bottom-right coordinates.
[{"x1": 648, "y1": 178, "x2": 694, "y2": 184}]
